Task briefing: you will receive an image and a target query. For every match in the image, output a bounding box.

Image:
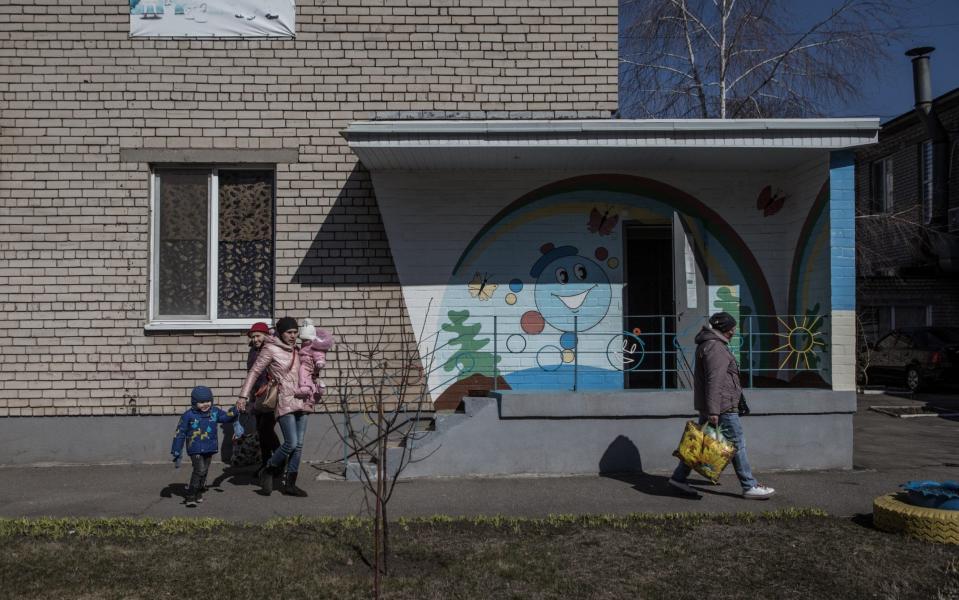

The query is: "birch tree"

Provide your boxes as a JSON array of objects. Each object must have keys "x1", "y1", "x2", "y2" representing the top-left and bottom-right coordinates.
[{"x1": 620, "y1": 0, "x2": 904, "y2": 118}]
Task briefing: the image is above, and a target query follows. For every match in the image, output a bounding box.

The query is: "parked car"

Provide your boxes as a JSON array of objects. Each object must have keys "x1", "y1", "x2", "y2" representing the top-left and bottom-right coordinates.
[{"x1": 860, "y1": 327, "x2": 959, "y2": 392}]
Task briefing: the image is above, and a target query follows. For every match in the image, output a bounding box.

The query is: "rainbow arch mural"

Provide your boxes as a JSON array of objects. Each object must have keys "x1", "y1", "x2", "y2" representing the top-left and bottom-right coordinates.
[
  {"x1": 789, "y1": 181, "x2": 830, "y2": 316},
  {"x1": 430, "y1": 174, "x2": 786, "y2": 402}
]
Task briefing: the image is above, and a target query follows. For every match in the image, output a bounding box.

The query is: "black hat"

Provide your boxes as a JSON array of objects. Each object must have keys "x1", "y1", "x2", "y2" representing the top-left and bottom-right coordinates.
[
  {"x1": 274, "y1": 317, "x2": 298, "y2": 335},
  {"x1": 708, "y1": 312, "x2": 737, "y2": 333}
]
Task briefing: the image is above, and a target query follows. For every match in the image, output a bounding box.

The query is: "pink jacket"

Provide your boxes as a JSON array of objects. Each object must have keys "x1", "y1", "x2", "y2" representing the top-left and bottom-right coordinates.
[
  {"x1": 240, "y1": 336, "x2": 309, "y2": 418},
  {"x1": 296, "y1": 330, "x2": 334, "y2": 402}
]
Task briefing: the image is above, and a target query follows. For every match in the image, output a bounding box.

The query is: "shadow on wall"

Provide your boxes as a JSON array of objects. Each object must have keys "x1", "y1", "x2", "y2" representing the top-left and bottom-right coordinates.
[
  {"x1": 291, "y1": 162, "x2": 400, "y2": 288},
  {"x1": 598, "y1": 434, "x2": 643, "y2": 474}
]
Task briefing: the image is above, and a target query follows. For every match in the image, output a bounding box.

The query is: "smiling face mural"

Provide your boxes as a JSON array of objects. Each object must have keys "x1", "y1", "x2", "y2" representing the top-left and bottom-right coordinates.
[
  {"x1": 425, "y1": 174, "x2": 834, "y2": 404},
  {"x1": 531, "y1": 244, "x2": 611, "y2": 333}
]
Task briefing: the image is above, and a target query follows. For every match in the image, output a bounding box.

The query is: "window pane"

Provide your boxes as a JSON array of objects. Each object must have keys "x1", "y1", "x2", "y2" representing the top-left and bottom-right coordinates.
[
  {"x1": 921, "y1": 141, "x2": 933, "y2": 224},
  {"x1": 217, "y1": 170, "x2": 274, "y2": 318},
  {"x1": 883, "y1": 157, "x2": 894, "y2": 212},
  {"x1": 895, "y1": 306, "x2": 926, "y2": 328},
  {"x1": 158, "y1": 169, "x2": 209, "y2": 317}
]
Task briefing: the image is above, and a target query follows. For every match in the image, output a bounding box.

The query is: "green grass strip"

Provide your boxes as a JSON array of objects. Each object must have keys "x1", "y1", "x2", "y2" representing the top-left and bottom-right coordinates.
[{"x1": 0, "y1": 508, "x2": 828, "y2": 539}]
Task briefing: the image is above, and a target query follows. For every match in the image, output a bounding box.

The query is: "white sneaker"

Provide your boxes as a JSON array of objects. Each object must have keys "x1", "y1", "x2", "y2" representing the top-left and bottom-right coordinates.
[
  {"x1": 743, "y1": 485, "x2": 775, "y2": 500},
  {"x1": 668, "y1": 478, "x2": 702, "y2": 497}
]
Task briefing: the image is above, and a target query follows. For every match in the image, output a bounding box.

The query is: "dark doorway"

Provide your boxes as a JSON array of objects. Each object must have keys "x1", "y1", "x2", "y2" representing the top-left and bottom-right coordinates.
[{"x1": 623, "y1": 224, "x2": 675, "y2": 388}]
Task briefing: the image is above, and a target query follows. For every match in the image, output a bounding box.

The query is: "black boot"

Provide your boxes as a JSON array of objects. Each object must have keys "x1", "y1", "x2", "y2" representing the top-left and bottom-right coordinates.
[
  {"x1": 258, "y1": 464, "x2": 276, "y2": 495},
  {"x1": 184, "y1": 488, "x2": 198, "y2": 508},
  {"x1": 280, "y1": 472, "x2": 308, "y2": 497}
]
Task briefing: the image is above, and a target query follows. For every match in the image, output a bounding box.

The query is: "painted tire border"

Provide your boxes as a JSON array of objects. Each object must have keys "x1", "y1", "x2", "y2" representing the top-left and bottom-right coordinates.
[{"x1": 873, "y1": 493, "x2": 959, "y2": 545}]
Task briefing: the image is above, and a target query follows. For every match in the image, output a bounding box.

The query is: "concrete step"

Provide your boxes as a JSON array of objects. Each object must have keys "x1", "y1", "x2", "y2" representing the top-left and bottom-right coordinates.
[{"x1": 345, "y1": 446, "x2": 406, "y2": 481}]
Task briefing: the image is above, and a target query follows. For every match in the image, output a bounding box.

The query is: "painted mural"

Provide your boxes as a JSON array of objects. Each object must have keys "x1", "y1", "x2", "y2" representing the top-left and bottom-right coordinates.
[
  {"x1": 785, "y1": 181, "x2": 832, "y2": 386},
  {"x1": 424, "y1": 174, "x2": 835, "y2": 404}
]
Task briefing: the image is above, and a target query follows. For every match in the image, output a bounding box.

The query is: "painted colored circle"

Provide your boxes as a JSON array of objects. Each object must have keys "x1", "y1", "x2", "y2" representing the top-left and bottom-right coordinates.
[
  {"x1": 509, "y1": 279, "x2": 524, "y2": 293},
  {"x1": 562, "y1": 349, "x2": 575, "y2": 363},
  {"x1": 559, "y1": 331, "x2": 577, "y2": 349},
  {"x1": 505, "y1": 293, "x2": 517, "y2": 305},
  {"x1": 535, "y1": 345, "x2": 563, "y2": 372},
  {"x1": 521, "y1": 311, "x2": 545, "y2": 335},
  {"x1": 540, "y1": 243, "x2": 555, "y2": 254},
  {"x1": 632, "y1": 327, "x2": 642, "y2": 336},
  {"x1": 607, "y1": 257, "x2": 619, "y2": 269},
  {"x1": 595, "y1": 247, "x2": 608, "y2": 261},
  {"x1": 506, "y1": 334, "x2": 527, "y2": 354}
]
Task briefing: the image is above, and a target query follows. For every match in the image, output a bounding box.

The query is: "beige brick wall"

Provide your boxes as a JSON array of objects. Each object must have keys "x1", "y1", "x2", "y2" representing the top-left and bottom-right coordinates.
[{"x1": 0, "y1": 0, "x2": 619, "y2": 416}]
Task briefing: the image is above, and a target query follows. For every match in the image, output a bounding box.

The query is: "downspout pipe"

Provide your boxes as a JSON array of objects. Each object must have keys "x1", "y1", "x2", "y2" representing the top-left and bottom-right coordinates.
[{"x1": 906, "y1": 47, "x2": 950, "y2": 228}]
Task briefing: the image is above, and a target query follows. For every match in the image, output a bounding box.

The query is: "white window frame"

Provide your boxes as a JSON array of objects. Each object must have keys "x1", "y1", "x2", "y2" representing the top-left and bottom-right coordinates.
[
  {"x1": 147, "y1": 165, "x2": 275, "y2": 331},
  {"x1": 920, "y1": 140, "x2": 933, "y2": 225}
]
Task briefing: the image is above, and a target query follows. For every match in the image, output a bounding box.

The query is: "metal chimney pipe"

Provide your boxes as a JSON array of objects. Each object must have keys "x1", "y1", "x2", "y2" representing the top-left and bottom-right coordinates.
[
  {"x1": 905, "y1": 47, "x2": 949, "y2": 230},
  {"x1": 906, "y1": 46, "x2": 935, "y2": 116}
]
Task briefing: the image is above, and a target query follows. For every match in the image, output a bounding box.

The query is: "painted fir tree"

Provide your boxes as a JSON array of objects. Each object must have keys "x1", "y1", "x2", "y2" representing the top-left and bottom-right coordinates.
[
  {"x1": 712, "y1": 286, "x2": 743, "y2": 362},
  {"x1": 441, "y1": 310, "x2": 501, "y2": 380}
]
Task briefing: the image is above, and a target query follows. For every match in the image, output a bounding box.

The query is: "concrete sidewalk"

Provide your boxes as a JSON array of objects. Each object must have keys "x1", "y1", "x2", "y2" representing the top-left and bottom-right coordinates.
[{"x1": 1, "y1": 393, "x2": 956, "y2": 521}]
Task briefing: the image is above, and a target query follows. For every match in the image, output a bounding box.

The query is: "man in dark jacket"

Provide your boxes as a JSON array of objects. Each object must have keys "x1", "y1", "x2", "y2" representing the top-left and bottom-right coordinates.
[{"x1": 668, "y1": 312, "x2": 775, "y2": 500}]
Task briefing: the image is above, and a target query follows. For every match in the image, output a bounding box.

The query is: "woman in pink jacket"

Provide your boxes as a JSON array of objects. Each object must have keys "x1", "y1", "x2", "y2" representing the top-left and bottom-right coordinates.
[{"x1": 238, "y1": 316, "x2": 311, "y2": 497}]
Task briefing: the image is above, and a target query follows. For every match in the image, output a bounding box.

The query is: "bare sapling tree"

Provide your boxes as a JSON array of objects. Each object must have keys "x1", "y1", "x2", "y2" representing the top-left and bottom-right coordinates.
[
  {"x1": 319, "y1": 300, "x2": 440, "y2": 599},
  {"x1": 620, "y1": 0, "x2": 904, "y2": 119}
]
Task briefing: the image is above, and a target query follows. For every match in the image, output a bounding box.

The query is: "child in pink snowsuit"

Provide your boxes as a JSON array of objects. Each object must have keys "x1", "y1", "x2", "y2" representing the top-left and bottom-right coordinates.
[{"x1": 295, "y1": 318, "x2": 334, "y2": 404}]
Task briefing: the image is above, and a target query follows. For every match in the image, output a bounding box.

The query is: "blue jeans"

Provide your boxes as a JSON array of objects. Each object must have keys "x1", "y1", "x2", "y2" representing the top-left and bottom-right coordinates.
[
  {"x1": 269, "y1": 411, "x2": 308, "y2": 474},
  {"x1": 671, "y1": 412, "x2": 758, "y2": 491}
]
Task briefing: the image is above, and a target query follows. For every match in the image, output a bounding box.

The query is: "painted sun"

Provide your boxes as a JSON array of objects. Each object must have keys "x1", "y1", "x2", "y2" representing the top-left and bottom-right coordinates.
[{"x1": 773, "y1": 315, "x2": 826, "y2": 371}]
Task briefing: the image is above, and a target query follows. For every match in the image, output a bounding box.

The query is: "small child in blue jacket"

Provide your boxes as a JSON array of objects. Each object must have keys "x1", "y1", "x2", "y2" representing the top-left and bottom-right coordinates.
[{"x1": 171, "y1": 386, "x2": 237, "y2": 507}]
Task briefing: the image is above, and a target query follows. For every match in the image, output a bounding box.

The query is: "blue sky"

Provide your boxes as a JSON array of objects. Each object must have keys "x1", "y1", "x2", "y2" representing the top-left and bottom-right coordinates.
[{"x1": 792, "y1": 0, "x2": 959, "y2": 121}]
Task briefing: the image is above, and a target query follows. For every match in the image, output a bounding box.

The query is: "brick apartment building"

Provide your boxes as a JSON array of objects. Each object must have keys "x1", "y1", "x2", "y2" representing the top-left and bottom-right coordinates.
[
  {"x1": 1, "y1": 0, "x2": 877, "y2": 474},
  {"x1": 855, "y1": 86, "x2": 959, "y2": 342}
]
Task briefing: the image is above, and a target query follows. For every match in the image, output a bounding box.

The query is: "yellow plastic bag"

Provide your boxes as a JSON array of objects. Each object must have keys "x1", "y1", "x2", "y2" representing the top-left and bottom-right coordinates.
[{"x1": 672, "y1": 420, "x2": 737, "y2": 483}]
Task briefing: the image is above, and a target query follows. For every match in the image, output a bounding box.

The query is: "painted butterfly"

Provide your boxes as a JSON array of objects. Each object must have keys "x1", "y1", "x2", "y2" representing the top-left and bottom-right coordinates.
[
  {"x1": 756, "y1": 185, "x2": 788, "y2": 217},
  {"x1": 587, "y1": 207, "x2": 619, "y2": 236},
  {"x1": 468, "y1": 272, "x2": 497, "y2": 301}
]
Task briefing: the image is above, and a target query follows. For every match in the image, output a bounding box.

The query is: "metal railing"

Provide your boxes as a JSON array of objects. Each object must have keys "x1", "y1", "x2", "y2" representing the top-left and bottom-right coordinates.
[{"x1": 423, "y1": 312, "x2": 831, "y2": 394}]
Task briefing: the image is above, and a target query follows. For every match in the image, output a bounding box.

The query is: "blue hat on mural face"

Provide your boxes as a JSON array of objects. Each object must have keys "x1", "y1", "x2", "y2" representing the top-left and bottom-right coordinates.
[{"x1": 190, "y1": 385, "x2": 214, "y2": 407}]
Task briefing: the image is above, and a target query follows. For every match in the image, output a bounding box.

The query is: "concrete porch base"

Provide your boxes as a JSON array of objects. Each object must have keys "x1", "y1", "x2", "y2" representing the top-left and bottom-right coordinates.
[{"x1": 398, "y1": 390, "x2": 855, "y2": 478}]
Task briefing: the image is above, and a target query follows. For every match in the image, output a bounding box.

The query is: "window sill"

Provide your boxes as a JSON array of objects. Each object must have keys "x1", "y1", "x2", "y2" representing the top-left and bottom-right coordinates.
[{"x1": 144, "y1": 319, "x2": 266, "y2": 333}]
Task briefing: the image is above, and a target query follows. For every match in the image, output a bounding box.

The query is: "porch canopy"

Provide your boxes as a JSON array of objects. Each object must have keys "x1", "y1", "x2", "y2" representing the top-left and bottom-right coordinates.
[{"x1": 342, "y1": 118, "x2": 879, "y2": 171}]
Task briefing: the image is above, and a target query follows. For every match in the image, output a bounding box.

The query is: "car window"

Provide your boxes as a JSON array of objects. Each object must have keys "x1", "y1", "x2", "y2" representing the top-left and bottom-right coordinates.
[
  {"x1": 875, "y1": 333, "x2": 898, "y2": 350},
  {"x1": 897, "y1": 334, "x2": 914, "y2": 349}
]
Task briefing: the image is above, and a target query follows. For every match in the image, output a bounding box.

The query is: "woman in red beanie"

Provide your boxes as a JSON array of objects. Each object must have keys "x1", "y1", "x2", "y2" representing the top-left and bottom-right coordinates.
[{"x1": 244, "y1": 322, "x2": 280, "y2": 473}]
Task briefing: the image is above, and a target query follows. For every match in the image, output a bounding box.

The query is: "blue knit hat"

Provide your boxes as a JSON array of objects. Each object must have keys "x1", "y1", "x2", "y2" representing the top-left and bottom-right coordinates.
[{"x1": 190, "y1": 385, "x2": 214, "y2": 407}]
